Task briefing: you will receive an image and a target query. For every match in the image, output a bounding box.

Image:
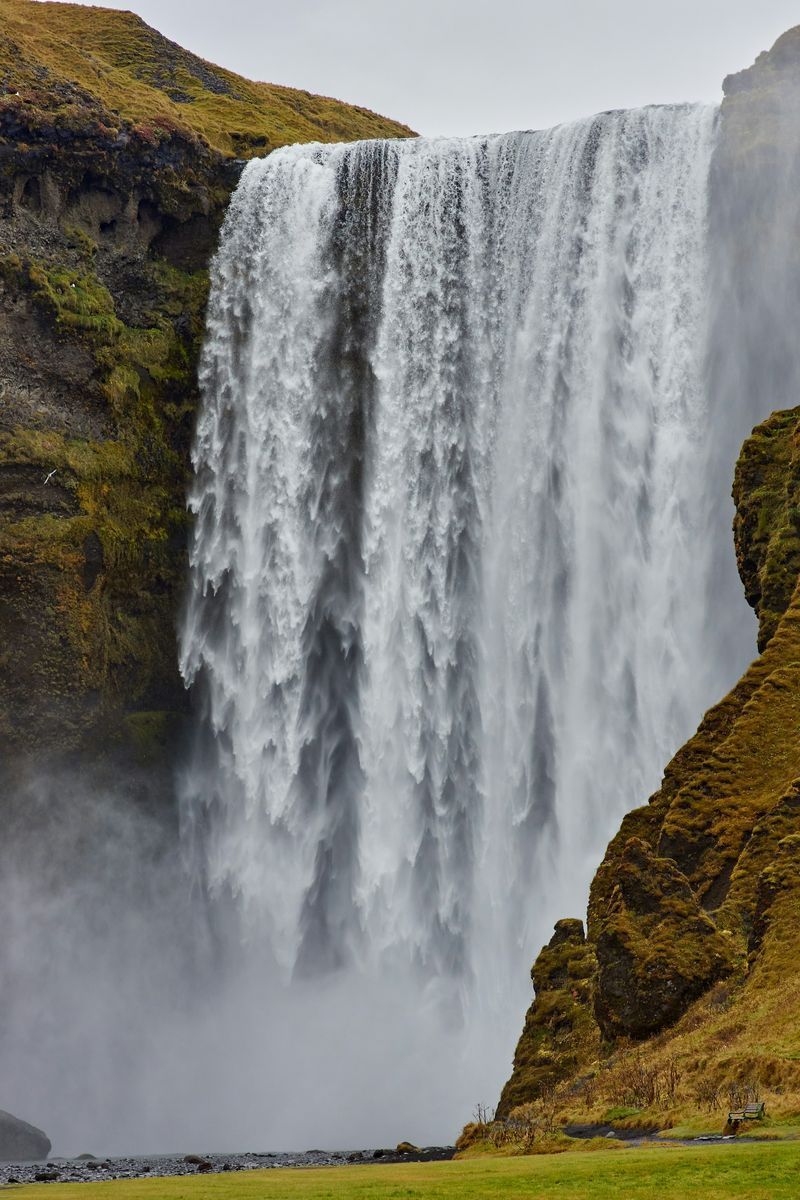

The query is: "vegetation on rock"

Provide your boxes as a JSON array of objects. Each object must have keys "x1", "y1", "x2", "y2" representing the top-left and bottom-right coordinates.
[
  {"x1": 0, "y1": 0, "x2": 412, "y2": 769},
  {"x1": 0, "y1": 0, "x2": 413, "y2": 158},
  {"x1": 732, "y1": 407, "x2": 800, "y2": 651},
  {"x1": 496, "y1": 919, "x2": 598, "y2": 1119},
  {"x1": 593, "y1": 838, "x2": 736, "y2": 1041}
]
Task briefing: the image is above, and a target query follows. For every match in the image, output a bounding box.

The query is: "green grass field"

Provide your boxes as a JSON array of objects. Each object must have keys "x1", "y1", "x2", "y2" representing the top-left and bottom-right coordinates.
[{"x1": 10, "y1": 1142, "x2": 800, "y2": 1200}]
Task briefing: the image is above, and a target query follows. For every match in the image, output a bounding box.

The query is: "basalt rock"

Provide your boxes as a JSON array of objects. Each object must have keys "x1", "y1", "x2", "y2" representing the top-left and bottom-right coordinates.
[
  {"x1": 593, "y1": 838, "x2": 735, "y2": 1040},
  {"x1": 496, "y1": 919, "x2": 599, "y2": 1119},
  {"x1": 0, "y1": 1110, "x2": 51, "y2": 1161}
]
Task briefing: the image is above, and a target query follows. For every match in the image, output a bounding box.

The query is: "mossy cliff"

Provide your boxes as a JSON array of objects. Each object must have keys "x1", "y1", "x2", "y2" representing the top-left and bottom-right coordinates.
[
  {"x1": 495, "y1": 28, "x2": 800, "y2": 1137},
  {"x1": 0, "y1": 0, "x2": 413, "y2": 771}
]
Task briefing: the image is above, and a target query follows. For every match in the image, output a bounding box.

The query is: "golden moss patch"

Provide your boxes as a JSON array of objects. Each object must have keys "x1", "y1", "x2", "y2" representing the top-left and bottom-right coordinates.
[{"x1": 0, "y1": 0, "x2": 415, "y2": 158}]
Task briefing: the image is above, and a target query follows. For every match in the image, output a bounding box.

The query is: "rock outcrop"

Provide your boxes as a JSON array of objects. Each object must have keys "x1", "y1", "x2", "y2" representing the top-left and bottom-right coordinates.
[
  {"x1": 496, "y1": 919, "x2": 598, "y2": 1119},
  {"x1": 593, "y1": 839, "x2": 735, "y2": 1040},
  {"x1": 0, "y1": 1110, "x2": 50, "y2": 1161}
]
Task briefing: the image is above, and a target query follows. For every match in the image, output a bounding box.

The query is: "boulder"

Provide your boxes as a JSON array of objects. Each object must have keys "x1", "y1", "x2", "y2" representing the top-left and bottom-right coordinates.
[
  {"x1": 496, "y1": 919, "x2": 599, "y2": 1118},
  {"x1": 0, "y1": 1110, "x2": 51, "y2": 1161},
  {"x1": 594, "y1": 838, "x2": 735, "y2": 1039}
]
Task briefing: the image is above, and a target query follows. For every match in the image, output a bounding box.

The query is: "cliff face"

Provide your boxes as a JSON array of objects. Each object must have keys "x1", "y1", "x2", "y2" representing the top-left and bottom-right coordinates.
[
  {"x1": 497, "y1": 29, "x2": 800, "y2": 1132},
  {"x1": 0, "y1": 0, "x2": 413, "y2": 771}
]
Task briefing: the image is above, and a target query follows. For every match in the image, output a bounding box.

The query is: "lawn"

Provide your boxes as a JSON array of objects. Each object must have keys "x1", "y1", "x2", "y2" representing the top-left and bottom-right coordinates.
[{"x1": 10, "y1": 1142, "x2": 800, "y2": 1200}]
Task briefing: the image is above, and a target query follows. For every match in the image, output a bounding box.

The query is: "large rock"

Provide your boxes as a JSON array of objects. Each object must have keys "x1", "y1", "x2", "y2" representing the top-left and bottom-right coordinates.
[
  {"x1": 0, "y1": 1110, "x2": 51, "y2": 1161},
  {"x1": 496, "y1": 918, "x2": 599, "y2": 1118},
  {"x1": 593, "y1": 838, "x2": 735, "y2": 1040}
]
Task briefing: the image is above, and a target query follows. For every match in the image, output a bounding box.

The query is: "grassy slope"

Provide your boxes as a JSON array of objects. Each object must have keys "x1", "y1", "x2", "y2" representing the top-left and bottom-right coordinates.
[
  {"x1": 0, "y1": 0, "x2": 415, "y2": 156},
  {"x1": 11, "y1": 1145, "x2": 800, "y2": 1200}
]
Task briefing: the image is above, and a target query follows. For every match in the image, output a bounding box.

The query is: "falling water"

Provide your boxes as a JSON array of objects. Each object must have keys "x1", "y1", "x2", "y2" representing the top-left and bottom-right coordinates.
[{"x1": 179, "y1": 104, "x2": 754, "y2": 1128}]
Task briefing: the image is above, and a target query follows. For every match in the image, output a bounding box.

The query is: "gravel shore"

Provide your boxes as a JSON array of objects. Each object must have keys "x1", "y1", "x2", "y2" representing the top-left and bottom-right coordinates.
[{"x1": 0, "y1": 1146, "x2": 455, "y2": 1185}]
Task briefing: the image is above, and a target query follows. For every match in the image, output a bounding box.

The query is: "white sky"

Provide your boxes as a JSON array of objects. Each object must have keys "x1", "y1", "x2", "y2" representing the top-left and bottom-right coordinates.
[{"x1": 53, "y1": 0, "x2": 800, "y2": 136}]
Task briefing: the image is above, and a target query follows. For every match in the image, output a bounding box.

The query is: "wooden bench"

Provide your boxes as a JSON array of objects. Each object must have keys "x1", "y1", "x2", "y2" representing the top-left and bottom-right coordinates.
[{"x1": 727, "y1": 1102, "x2": 765, "y2": 1124}]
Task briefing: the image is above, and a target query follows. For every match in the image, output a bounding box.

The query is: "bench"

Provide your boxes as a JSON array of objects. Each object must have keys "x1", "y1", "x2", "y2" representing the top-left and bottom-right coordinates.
[{"x1": 727, "y1": 1102, "x2": 765, "y2": 1124}]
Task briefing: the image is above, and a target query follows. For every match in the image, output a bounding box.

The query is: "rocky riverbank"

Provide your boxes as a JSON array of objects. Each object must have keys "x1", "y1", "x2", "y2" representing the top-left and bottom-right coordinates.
[{"x1": 0, "y1": 1146, "x2": 455, "y2": 1186}]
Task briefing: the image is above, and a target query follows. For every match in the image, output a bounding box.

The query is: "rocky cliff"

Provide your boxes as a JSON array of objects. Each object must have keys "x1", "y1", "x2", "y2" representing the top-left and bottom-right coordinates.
[
  {"x1": 495, "y1": 29, "x2": 800, "y2": 1136},
  {"x1": 0, "y1": 0, "x2": 413, "y2": 773}
]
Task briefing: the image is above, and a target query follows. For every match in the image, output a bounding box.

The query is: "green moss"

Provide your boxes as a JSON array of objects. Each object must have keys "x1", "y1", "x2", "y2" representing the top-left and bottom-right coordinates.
[
  {"x1": 62, "y1": 223, "x2": 99, "y2": 260},
  {"x1": 0, "y1": 249, "x2": 194, "y2": 758},
  {"x1": 497, "y1": 920, "x2": 600, "y2": 1119},
  {"x1": 603, "y1": 1106, "x2": 642, "y2": 1122},
  {"x1": 27, "y1": 262, "x2": 124, "y2": 339},
  {"x1": 0, "y1": 0, "x2": 415, "y2": 158},
  {"x1": 123, "y1": 710, "x2": 177, "y2": 765},
  {"x1": 733, "y1": 407, "x2": 800, "y2": 650}
]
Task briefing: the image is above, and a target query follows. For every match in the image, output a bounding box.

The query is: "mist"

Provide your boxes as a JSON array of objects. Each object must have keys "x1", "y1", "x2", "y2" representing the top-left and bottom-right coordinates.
[{"x1": 1, "y1": 768, "x2": 518, "y2": 1154}]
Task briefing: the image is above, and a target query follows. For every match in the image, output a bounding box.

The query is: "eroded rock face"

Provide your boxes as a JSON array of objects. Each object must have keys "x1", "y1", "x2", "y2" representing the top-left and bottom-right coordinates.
[
  {"x1": 749, "y1": 830, "x2": 800, "y2": 958},
  {"x1": 496, "y1": 919, "x2": 599, "y2": 1119},
  {"x1": 0, "y1": 1, "x2": 413, "y2": 777},
  {"x1": 732, "y1": 408, "x2": 800, "y2": 652},
  {"x1": 593, "y1": 838, "x2": 735, "y2": 1040},
  {"x1": 0, "y1": 102, "x2": 237, "y2": 771},
  {"x1": 0, "y1": 1110, "x2": 51, "y2": 1161}
]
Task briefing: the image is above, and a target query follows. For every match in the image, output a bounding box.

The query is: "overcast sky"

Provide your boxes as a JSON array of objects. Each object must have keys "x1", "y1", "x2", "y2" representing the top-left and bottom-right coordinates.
[{"x1": 62, "y1": 1, "x2": 800, "y2": 136}]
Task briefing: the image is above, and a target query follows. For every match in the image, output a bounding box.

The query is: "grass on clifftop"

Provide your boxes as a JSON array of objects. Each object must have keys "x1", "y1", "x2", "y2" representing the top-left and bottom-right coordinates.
[
  {"x1": 11, "y1": 1144, "x2": 800, "y2": 1200},
  {"x1": 0, "y1": 0, "x2": 415, "y2": 156}
]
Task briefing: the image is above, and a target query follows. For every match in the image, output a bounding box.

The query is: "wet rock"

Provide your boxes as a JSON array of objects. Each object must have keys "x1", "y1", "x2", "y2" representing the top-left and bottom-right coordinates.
[
  {"x1": 0, "y1": 1109, "x2": 51, "y2": 1161},
  {"x1": 396, "y1": 1142, "x2": 419, "y2": 1154},
  {"x1": 82, "y1": 530, "x2": 104, "y2": 592},
  {"x1": 496, "y1": 919, "x2": 599, "y2": 1117}
]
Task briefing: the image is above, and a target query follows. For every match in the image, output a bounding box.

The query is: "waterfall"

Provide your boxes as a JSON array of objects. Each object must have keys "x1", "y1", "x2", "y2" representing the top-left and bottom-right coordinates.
[{"x1": 179, "y1": 104, "x2": 754, "y2": 1124}]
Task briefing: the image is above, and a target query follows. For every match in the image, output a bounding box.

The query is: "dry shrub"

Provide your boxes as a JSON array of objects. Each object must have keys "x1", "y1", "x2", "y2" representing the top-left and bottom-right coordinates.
[
  {"x1": 726, "y1": 1080, "x2": 761, "y2": 1109},
  {"x1": 693, "y1": 1078, "x2": 722, "y2": 1111},
  {"x1": 575, "y1": 1072, "x2": 598, "y2": 1108},
  {"x1": 605, "y1": 1054, "x2": 681, "y2": 1110},
  {"x1": 707, "y1": 981, "x2": 734, "y2": 1012},
  {"x1": 455, "y1": 1103, "x2": 498, "y2": 1151}
]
